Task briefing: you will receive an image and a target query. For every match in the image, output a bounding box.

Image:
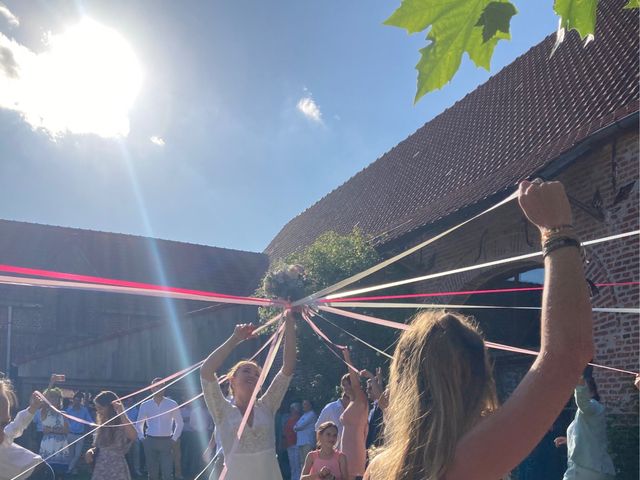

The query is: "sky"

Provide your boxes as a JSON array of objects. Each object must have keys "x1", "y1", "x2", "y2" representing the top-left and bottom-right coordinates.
[{"x1": 0, "y1": 0, "x2": 558, "y2": 253}]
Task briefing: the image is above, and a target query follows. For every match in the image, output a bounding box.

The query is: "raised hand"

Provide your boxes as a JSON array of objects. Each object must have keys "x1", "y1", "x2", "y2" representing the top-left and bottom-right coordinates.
[
  {"x1": 518, "y1": 180, "x2": 572, "y2": 231},
  {"x1": 112, "y1": 399, "x2": 125, "y2": 415},
  {"x1": 231, "y1": 324, "x2": 256, "y2": 343},
  {"x1": 339, "y1": 345, "x2": 351, "y2": 360},
  {"x1": 28, "y1": 391, "x2": 45, "y2": 414}
]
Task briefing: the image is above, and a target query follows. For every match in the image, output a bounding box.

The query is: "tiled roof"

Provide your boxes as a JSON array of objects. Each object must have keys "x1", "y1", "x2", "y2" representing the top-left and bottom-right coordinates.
[
  {"x1": 0, "y1": 219, "x2": 269, "y2": 296},
  {"x1": 266, "y1": 0, "x2": 639, "y2": 259}
]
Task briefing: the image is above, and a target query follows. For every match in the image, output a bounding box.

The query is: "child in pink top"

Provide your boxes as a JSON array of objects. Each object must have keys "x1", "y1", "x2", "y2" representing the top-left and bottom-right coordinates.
[{"x1": 301, "y1": 422, "x2": 348, "y2": 480}]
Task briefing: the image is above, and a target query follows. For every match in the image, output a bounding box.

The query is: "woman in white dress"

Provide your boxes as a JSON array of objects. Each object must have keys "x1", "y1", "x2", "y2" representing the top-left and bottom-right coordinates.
[
  {"x1": 39, "y1": 388, "x2": 70, "y2": 478},
  {"x1": 200, "y1": 311, "x2": 296, "y2": 480}
]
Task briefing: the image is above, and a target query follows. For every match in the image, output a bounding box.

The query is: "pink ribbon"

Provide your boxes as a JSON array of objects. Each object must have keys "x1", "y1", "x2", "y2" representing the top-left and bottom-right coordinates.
[
  {"x1": 319, "y1": 306, "x2": 638, "y2": 376},
  {"x1": 0, "y1": 264, "x2": 279, "y2": 306},
  {"x1": 301, "y1": 310, "x2": 359, "y2": 374}
]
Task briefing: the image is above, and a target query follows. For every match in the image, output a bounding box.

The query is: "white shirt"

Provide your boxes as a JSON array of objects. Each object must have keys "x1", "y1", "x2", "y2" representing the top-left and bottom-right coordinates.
[
  {"x1": 135, "y1": 397, "x2": 184, "y2": 441},
  {"x1": 294, "y1": 410, "x2": 317, "y2": 447},
  {"x1": 0, "y1": 409, "x2": 42, "y2": 480},
  {"x1": 315, "y1": 399, "x2": 345, "y2": 438}
]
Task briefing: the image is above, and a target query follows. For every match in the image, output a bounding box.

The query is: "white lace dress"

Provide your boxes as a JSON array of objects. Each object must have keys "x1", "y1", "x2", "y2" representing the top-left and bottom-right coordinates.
[{"x1": 202, "y1": 370, "x2": 292, "y2": 480}]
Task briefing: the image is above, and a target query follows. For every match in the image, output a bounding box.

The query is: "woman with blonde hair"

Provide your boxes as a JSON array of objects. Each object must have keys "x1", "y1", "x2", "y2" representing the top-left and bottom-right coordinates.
[
  {"x1": 200, "y1": 311, "x2": 296, "y2": 480},
  {"x1": 84, "y1": 391, "x2": 137, "y2": 480},
  {"x1": 365, "y1": 180, "x2": 595, "y2": 480},
  {"x1": 39, "y1": 388, "x2": 69, "y2": 478}
]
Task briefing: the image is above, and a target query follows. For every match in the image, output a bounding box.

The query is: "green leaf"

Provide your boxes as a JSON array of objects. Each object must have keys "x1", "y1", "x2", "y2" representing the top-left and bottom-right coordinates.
[
  {"x1": 624, "y1": 0, "x2": 639, "y2": 8},
  {"x1": 553, "y1": 0, "x2": 599, "y2": 39},
  {"x1": 385, "y1": 0, "x2": 517, "y2": 102},
  {"x1": 476, "y1": 2, "x2": 518, "y2": 43}
]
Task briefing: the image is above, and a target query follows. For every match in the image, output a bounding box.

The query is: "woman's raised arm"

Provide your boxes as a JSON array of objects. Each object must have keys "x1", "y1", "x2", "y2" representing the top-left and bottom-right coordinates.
[
  {"x1": 446, "y1": 180, "x2": 594, "y2": 480},
  {"x1": 200, "y1": 324, "x2": 255, "y2": 383}
]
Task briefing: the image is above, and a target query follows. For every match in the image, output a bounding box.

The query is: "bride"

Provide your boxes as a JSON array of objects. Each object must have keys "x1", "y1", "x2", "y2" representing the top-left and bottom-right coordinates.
[{"x1": 200, "y1": 311, "x2": 296, "y2": 480}]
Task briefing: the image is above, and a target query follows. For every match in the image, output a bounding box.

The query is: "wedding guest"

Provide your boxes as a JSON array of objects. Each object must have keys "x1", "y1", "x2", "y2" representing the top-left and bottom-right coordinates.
[
  {"x1": 136, "y1": 379, "x2": 184, "y2": 480},
  {"x1": 554, "y1": 368, "x2": 615, "y2": 480},
  {"x1": 338, "y1": 348, "x2": 368, "y2": 480},
  {"x1": 295, "y1": 400, "x2": 317, "y2": 474},
  {"x1": 283, "y1": 402, "x2": 301, "y2": 480},
  {"x1": 0, "y1": 377, "x2": 45, "y2": 480},
  {"x1": 85, "y1": 391, "x2": 137, "y2": 480},
  {"x1": 39, "y1": 388, "x2": 70, "y2": 478},
  {"x1": 365, "y1": 180, "x2": 595, "y2": 480},
  {"x1": 301, "y1": 422, "x2": 348, "y2": 480},
  {"x1": 65, "y1": 392, "x2": 93, "y2": 476}
]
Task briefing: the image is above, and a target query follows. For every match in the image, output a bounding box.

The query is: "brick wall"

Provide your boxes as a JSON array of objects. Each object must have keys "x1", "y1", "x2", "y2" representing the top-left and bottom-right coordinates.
[
  {"x1": 384, "y1": 127, "x2": 638, "y2": 476},
  {"x1": 390, "y1": 126, "x2": 638, "y2": 413}
]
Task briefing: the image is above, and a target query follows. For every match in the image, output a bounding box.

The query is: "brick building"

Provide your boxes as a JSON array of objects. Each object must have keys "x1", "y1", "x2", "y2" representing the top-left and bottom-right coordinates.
[
  {"x1": 267, "y1": 1, "x2": 638, "y2": 477},
  {"x1": 0, "y1": 219, "x2": 269, "y2": 400}
]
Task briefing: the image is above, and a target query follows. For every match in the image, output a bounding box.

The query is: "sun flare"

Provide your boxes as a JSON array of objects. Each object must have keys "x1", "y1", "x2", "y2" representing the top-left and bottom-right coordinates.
[{"x1": 0, "y1": 18, "x2": 143, "y2": 137}]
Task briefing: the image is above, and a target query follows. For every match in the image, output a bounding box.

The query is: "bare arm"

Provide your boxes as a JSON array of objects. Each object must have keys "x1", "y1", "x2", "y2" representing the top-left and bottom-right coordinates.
[
  {"x1": 339, "y1": 452, "x2": 350, "y2": 480},
  {"x1": 3, "y1": 393, "x2": 42, "y2": 441},
  {"x1": 135, "y1": 403, "x2": 147, "y2": 440},
  {"x1": 200, "y1": 324, "x2": 255, "y2": 383},
  {"x1": 171, "y1": 404, "x2": 184, "y2": 441},
  {"x1": 300, "y1": 451, "x2": 317, "y2": 479},
  {"x1": 282, "y1": 310, "x2": 297, "y2": 376},
  {"x1": 112, "y1": 400, "x2": 138, "y2": 441},
  {"x1": 202, "y1": 431, "x2": 217, "y2": 462},
  {"x1": 446, "y1": 181, "x2": 594, "y2": 480},
  {"x1": 343, "y1": 348, "x2": 367, "y2": 404}
]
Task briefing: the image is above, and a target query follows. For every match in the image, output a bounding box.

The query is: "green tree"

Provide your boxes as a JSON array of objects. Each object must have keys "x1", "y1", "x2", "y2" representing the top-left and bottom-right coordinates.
[
  {"x1": 258, "y1": 229, "x2": 404, "y2": 407},
  {"x1": 385, "y1": 0, "x2": 638, "y2": 102}
]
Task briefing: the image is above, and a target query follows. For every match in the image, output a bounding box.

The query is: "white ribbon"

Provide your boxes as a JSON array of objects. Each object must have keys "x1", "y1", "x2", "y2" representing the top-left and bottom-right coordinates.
[
  {"x1": 292, "y1": 191, "x2": 519, "y2": 306},
  {"x1": 324, "y1": 302, "x2": 639, "y2": 314},
  {"x1": 324, "y1": 230, "x2": 640, "y2": 300}
]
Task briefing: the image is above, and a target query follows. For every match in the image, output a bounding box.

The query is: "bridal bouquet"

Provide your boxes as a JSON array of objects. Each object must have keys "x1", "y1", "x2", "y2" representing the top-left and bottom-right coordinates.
[{"x1": 262, "y1": 264, "x2": 307, "y2": 301}]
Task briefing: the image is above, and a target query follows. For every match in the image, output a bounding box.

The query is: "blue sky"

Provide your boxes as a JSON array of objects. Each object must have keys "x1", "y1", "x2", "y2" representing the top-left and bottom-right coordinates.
[{"x1": 0, "y1": 0, "x2": 558, "y2": 253}]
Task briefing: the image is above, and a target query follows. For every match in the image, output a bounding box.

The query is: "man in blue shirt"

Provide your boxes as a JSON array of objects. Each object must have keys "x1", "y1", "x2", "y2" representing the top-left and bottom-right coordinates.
[{"x1": 65, "y1": 391, "x2": 93, "y2": 475}]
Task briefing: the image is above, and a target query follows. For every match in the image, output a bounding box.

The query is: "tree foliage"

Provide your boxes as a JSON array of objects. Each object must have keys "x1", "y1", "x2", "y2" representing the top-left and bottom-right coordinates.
[
  {"x1": 385, "y1": 0, "x2": 638, "y2": 102},
  {"x1": 257, "y1": 229, "x2": 401, "y2": 407}
]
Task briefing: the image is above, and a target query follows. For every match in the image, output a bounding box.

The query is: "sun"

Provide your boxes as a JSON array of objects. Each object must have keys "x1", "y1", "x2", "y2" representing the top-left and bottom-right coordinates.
[{"x1": 33, "y1": 18, "x2": 143, "y2": 137}]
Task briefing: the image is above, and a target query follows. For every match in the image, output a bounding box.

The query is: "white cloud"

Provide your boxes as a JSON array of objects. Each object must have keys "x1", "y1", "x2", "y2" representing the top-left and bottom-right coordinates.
[
  {"x1": 0, "y1": 3, "x2": 19, "y2": 27},
  {"x1": 296, "y1": 96, "x2": 322, "y2": 123},
  {"x1": 150, "y1": 135, "x2": 165, "y2": 146},
  {"x1": 0, "y1": 18, "x2": 143, "y2": 138}
]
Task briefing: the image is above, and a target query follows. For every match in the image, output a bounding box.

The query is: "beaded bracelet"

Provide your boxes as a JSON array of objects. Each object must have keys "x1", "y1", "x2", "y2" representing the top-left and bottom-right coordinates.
[{"x1": 540, "y1": 224, "x2": 575, "y2": 244}]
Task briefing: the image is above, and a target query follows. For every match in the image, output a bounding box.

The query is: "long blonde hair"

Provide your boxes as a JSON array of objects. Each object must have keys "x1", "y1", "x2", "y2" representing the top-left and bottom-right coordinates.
[{"x1": 372, "y1": 311, "x2": 498, "y2": 480}]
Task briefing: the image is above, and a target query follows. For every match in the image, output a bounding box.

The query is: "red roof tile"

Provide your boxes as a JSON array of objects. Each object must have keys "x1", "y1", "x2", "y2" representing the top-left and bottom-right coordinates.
[{"x1": 266, "y1": 0, "x2": 639, "y2": 259}]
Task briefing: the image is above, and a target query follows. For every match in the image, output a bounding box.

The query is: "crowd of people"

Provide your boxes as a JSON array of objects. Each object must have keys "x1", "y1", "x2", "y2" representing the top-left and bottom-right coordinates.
[
  {"x1": 0, "y1": 375, "x2": 213, "y2": 480},
  {"x1": 0, "y1": 180, "x2": 637, "y2": 480}
]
